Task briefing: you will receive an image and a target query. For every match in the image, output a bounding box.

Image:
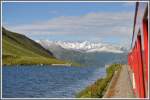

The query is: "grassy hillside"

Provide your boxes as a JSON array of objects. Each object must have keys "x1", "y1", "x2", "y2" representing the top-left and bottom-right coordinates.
[{"x1": 2, "y1": 27, "x2": 68, "y2": 65}]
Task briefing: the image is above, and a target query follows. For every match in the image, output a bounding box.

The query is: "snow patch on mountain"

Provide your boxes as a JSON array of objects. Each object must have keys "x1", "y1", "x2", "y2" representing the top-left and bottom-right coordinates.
[{"x1": 37, "y1": 40, "x2": 127, "y2": 53}]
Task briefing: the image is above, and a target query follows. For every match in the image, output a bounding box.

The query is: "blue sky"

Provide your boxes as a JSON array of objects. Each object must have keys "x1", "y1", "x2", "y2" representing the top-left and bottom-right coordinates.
[{"x1": 3, "y1": 2, "x2": 135, "y2": 47}]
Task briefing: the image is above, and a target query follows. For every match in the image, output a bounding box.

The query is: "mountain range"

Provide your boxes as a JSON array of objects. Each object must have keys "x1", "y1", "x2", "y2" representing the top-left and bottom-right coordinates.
[
  {"x1": 37, "y1": 40, "x2": 128, "y2": 67},
  {"x1": 37, "y1": 40, "x2": 127, "y2": 53},
  {"x1": 2, "y1": 27, "x2": 128, "y2": 67}
]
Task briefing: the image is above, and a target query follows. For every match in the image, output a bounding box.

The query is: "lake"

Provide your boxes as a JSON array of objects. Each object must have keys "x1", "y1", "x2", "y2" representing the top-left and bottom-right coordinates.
[{"x1": 2, "y1": 65, "x2": 106, "y2": 98}]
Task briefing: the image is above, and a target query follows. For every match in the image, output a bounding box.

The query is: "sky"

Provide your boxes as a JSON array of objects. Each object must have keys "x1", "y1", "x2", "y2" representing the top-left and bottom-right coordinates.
[{"x1": 2, "y1": 2, "x2": 135, "y2": 47}]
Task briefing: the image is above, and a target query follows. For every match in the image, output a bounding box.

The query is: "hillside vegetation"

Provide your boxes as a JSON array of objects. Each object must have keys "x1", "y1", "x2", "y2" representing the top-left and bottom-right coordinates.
[
  {"x1": 2, "y1": 28, "x2": 69, "y2": 65},
  {"x1": 76, "y1": 64, "x2": 122, "y2": 98}
]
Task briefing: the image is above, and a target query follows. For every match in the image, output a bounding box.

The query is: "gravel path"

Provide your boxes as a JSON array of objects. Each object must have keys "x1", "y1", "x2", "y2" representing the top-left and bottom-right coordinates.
[{"x1": 104, "y1": 65, "x2": 135, "y2": 98}]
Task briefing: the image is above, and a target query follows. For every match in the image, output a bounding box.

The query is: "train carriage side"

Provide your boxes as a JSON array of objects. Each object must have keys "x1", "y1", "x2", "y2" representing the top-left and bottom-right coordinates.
[{"x1": 128, "y1": 2, "x2": 148, "y2": 98}]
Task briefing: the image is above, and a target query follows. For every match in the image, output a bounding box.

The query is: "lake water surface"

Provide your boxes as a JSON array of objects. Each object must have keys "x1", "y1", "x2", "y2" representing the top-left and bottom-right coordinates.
[{"x1": 3, "y1": 65, "x2": 106, "y2": 98}]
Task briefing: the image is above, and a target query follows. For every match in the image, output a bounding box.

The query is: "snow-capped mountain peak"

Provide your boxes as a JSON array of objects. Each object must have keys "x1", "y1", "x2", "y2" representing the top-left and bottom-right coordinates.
[{"x1": 37, "y1": 40, "x2": 127, "y2": 53}]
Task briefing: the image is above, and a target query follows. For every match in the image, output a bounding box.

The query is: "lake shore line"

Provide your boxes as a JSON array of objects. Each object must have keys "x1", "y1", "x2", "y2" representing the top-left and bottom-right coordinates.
[
  {"x1": 76, "y1": 64, "x2": 122, "y2": 98},
  {"x1": 2, "y1": 63, "x2": 81, "y2": 67}
]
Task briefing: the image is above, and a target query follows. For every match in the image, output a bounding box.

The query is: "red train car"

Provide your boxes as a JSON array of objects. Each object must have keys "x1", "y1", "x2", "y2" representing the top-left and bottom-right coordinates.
[{"x1": 128, "y1": 2, "x2": 148, "y2": 98}]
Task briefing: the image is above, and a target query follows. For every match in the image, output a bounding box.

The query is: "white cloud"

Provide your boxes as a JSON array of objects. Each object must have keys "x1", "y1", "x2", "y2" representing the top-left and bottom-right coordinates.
[{"x1": 5, "y1": 11, "x2": 134, "y2": 46}]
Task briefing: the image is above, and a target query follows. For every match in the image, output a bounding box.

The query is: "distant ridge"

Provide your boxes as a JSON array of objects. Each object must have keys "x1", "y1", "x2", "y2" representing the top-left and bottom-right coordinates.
[
  {"x1": 37, "y1": 40, "x2": 128, "y2": 67},
  {"x1": 38, "y1": 40, "x2": 127, "y2": 53}
]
